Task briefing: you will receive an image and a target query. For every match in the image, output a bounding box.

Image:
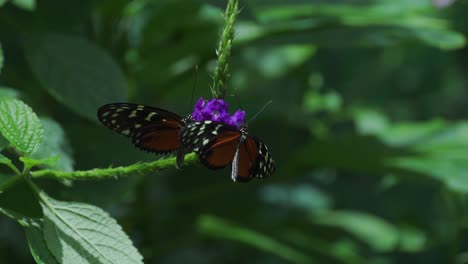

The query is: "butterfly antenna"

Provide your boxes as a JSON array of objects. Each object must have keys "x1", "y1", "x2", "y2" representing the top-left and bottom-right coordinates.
[
  {"x1": 188, "y1": 65, "x2": 199, "y2": 112},
  {"x1": 247, "y1": 100, "x2": 273, "y2": 123}
]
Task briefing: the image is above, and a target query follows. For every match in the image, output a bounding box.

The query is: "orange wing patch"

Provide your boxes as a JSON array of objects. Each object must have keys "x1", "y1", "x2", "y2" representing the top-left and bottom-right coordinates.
[
  {"x1": 135, "y1": 128, "x2": 180, "y2": 153},
  {"x1": 202, "y1": 132, "x2": 240, "y2": 169},
  {"x1": 234, "y1": 138, "x2": 259, "y2": 181}
]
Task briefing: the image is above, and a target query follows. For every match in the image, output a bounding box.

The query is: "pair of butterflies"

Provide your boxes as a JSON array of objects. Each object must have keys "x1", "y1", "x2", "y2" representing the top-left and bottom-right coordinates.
[{"x1": 97, "y1": 103, "x2": 275, "y2": 182}]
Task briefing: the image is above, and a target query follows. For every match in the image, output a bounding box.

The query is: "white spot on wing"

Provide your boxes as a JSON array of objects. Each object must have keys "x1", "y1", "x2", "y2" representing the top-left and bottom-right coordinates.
[
  {"x1": 129, "y1": 110, "x2": 138, "y2": 118},
  {"x1": 145, "y1": 112, "x2": 157, "y2": 121}
]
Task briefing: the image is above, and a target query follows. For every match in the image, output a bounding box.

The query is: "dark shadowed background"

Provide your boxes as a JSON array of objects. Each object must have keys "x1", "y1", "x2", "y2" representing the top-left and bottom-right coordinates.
[{"x1": 2, "y1": 0, "x2": 468, "y2": 263}]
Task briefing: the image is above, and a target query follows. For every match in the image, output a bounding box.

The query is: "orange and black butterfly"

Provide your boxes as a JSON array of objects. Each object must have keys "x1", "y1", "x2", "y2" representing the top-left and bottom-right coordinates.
[
  {"x1": 97, "y1": 103, "x2": 192, "y2": 167},
  {"x1": 180, "y1": 120, "x2": 275, "y2": 182}
]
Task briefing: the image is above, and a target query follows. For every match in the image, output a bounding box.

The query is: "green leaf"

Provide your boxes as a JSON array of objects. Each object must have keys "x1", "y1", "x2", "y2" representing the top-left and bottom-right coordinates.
[
  {"x1": 398, "y1": 226, "x2": 427, "y2": 252},
  {"x1": 312, "y1": 210, "x2": 399, "y2": 252},
  {"x1": 0, "y1": 0, "x2": 5, "y2": 7},
  {"x1": 363, "y1": 120, "x2": 468, "y2": 193},
  {"x1": 20, "y1": 156, "x2": 59, "y2": 171},
  {"x1": 0, "y1": 87, "x2": 19, "y2": 99},
  {"x1": 260, "y1": 184, "x2": 332, "y2": 212},
  {"x1": 25, "y1": 219, "x2": 60, "y2": 264},
  {"x1": 33, "y1": 118, "x2": 74, "y2": 171},
  {"x1": 24, "y1": 33, "x2": 127, "y2": 121},
  {"x1": 198, "y1": 215, "x2": 313, "y2": 264},
  {"x1": 0, "y1": 99, "x2": 44, "y2": 156},
  {"x1": 39, "y1": 192, "x2": 143, "y2": 264},
  {"x1": 243, "y1": 1, "x2": 466, "y2": 50},
  {"x1": 0, "y1": 88, "x2": 19, "y2": 150},
  {"x1": 0, "y1": 153, "x2": 12, "y2": 166},
  {"x1": 12, "y1": 0, "x2": 36, "y2": 10},
  {"x1": 0, "y1": 208, "x2": 59, "y2": 264}
]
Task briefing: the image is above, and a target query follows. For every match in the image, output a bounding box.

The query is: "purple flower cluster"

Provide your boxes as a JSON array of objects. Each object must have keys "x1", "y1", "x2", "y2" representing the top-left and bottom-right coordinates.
[{"x1": 192, "y1": 97, "x2": 245, "y2": 129}]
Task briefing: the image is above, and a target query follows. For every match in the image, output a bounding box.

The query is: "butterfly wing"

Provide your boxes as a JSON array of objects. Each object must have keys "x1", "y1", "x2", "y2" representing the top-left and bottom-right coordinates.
[
  {"x1": 180, "y1": 121, "x2": 275, "y2": 182},
  {"x1": 231, "y1": 137, "x2": 257, "y2": 182},
  {"x1": 249, "y1": 137, "x2": 275, "y2": 180},
  {"x1": 180, "y1": 121, "x2": 240, "y2": 169},
  {"x1": 97, "y1": 103, "x2": 184, "y2": 154}
]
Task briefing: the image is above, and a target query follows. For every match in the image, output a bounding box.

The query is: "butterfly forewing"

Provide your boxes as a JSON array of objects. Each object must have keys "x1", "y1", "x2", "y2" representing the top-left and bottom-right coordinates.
[
  {"x1": 97, "y1": 103, "x2": 184, "y2": 154},
  {"x1": 180, "y1": 121, "x2": 236, "y2": 155}
]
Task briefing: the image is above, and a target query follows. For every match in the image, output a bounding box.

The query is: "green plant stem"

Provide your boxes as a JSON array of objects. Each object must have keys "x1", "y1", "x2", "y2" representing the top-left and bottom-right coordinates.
[
  {"x1": 30, "y1": 153, "x2": 197, "y2": 180},
  {"x1": 210, "y1": 0, "x2": 239, "y2": 99}
]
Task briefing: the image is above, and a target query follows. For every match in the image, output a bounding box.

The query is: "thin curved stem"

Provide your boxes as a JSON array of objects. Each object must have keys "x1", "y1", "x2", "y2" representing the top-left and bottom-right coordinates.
[{"x1": 31, "y1": 153, "x2": 197, "y2": 180}]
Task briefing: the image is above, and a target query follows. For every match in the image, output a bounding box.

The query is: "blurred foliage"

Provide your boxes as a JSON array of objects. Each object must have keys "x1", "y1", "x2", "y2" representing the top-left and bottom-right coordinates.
[{"x1": 1, "y1": 0, "x2": 468, "y2": 263}]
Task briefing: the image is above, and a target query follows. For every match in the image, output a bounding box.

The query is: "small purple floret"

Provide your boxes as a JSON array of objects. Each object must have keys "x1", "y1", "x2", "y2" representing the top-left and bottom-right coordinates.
[
  {"x1": 228, "y1": 110, "x2": 246, "y2": 128},
  {"x1": 191, "y1": 97, "x2": 246, "y2": 129}
]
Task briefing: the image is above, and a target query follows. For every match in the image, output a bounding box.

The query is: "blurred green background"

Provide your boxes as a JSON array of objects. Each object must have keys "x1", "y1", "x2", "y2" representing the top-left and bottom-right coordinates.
[{"x1": 2, "y1": 0, "x2": 468, "y2": 263}]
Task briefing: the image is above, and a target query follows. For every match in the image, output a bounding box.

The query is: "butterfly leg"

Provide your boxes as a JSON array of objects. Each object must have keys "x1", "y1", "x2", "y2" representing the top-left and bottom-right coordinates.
[{"x1": 176, "y1": 147, "x2": 187, "y2": 169}]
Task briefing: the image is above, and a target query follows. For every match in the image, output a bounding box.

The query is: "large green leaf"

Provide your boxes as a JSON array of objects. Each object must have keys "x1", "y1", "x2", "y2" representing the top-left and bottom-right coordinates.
[
  {"x1": 0, "y1": 208, "x2": 59, "y2": 264},
  {"x1": 198, "y1": 215, "x2": 314, "y2": 264},
  {"x1": 24, "y1": 33, "x2": 127, "y2": 121},
  {"x1": 0, "y1": 99, "x2": 43, "y2": 156},
  {"x1": 250, "y1": 0, "x2": 434, "y2": 22},
  {"x1": 40, "y1": 192, "x2": 143, "y2": 264},
  {"x1": 0, "y1": 88, "x2": 19, "y2": 150},
  {"x1": 355, "y1": 116, "x2": 468, "y2": 193},
  {"x1": 12, "y1": 0, "x2": 36, "y2": 10},
  {"x1": 25, "y1": 219, "x2": 60, "y2": 264},
  {"x1": 260, "y1": 184, "x2": 332, "y2": 212},
  {"x1": 312, "y1": 210, "x2": 399, "y2": 252},
  {"x1": 33, "y1": 118, "x2": 74, "y2": 171},
  {"x1": 240, "y1": 1, "x2": 466, "y2": 50}
]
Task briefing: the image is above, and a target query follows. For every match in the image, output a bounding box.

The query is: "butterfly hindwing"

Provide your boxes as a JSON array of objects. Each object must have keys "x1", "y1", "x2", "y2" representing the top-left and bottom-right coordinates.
[
  {"x1": 249, "y1": 137, "x2": 275, "y2": 179},
  {"x1": 97, "y1": 103, "x2": 184, "y2": 154},
  {"x1": 231, "y1": 137, "x2": 257, "y2": 182}
]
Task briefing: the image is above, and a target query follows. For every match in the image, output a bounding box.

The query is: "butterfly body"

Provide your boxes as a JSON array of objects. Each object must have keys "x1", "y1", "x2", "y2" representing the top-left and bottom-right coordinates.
[{"x1": 180, "y1": 121, "x2": 275, "y2": 182}]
